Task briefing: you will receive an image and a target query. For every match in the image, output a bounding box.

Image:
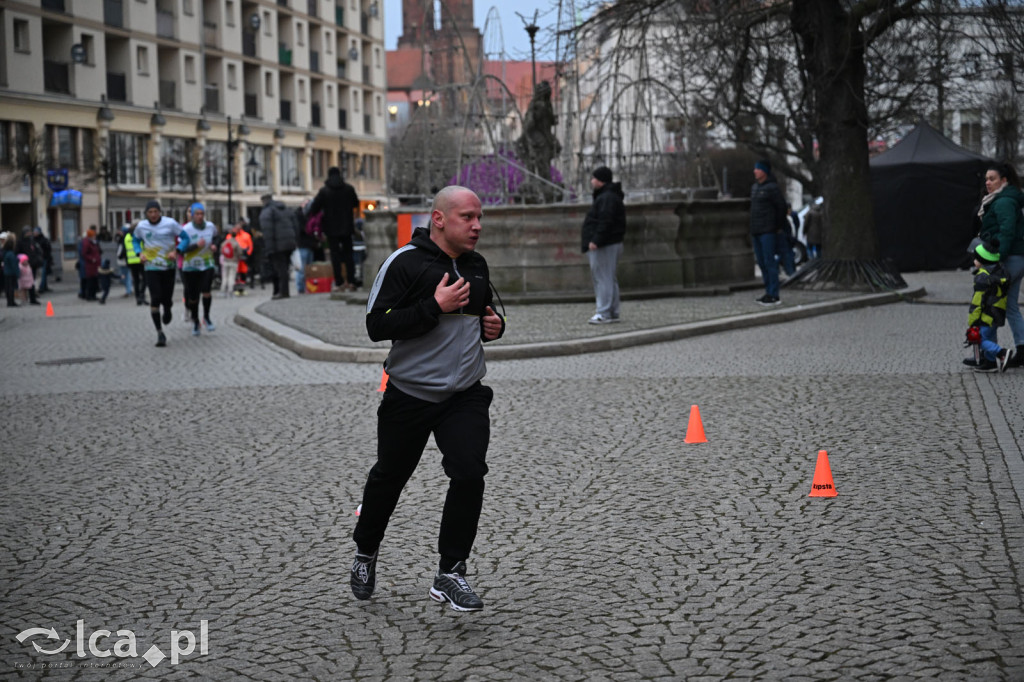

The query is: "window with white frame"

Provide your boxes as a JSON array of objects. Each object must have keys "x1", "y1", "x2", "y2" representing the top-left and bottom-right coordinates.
[
  {"x1": 108, "y1": 132, "x2": 149, "y2": 186},
  {"x1": 184, "y1": 55, "x2": 196, "y2": 83},
  {"x1": 280, "y1": 147, "x2": 301, "y2": 189},
  {"x1": 227, "y1": 63, "x2": 237, "y2": 89},
  {"x1": 204, "y1": 140, "x2": 228, "y2": 190},
  {"x1": 57, "y1": 127, "x2": 77, "y2": 169},
  {"x1": 245, "y1": 145, "x2": 270, "y2": 189},
  {"x1": 13, "y1": 19, "x2": 29, "y2": 53},
  {"x1": 161, "y1": 137, "x2": 197, "y2": 190},
  {"x1": 137, "y1": 45, "x2": 149, "y2": 74},
  {"x1": 81, "y1": 34, "x2": 95, "y2": 65}
]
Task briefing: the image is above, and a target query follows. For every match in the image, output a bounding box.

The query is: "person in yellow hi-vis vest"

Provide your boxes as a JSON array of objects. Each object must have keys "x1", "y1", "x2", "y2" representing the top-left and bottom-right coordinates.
[{"x1": 122, "y1": 221, "x2": 147, "y2": 306}]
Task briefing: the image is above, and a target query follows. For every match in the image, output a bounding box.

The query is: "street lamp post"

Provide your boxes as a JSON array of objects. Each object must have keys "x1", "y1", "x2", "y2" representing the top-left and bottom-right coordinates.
[
  {"x1": 225, "y1": 116, "x2": 252, "y2": 225},
  {"x1": 227, "y1": 116, "x2": 236, "y2": 225},
  {"x1": 517, "y1": 11, "x2": 540, "y2": 92}
]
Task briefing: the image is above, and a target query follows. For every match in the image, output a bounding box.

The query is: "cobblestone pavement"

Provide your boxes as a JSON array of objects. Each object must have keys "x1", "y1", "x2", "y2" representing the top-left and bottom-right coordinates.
[{"x1": 2, "y1": 271, "x2": 1024, "y2": 680}]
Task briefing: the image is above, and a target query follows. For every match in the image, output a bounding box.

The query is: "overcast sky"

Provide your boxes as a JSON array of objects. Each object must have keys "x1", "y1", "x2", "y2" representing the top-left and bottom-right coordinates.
[{"x1": 382, "y1": 0, "x2": 574, "y2": 61}]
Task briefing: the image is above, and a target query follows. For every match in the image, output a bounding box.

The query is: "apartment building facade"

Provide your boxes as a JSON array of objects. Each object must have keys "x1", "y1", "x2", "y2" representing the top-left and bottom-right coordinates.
[{"x1": 0, "y1": 0, "x2": 386, "y2": 270}]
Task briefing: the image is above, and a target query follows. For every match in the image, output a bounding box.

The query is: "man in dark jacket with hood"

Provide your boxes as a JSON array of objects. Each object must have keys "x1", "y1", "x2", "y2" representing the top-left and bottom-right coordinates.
[
  {"x1": 581, "y1": 166, "x2": 626, "y2": 324},
  {"x1": 350, "y1": 185, "x2": 504, "y2": 613},
  {"x1": 750, "y1": 159, "x2": 788, "y2": 306},
  {"x1": 259, "y1": 193, "x2": 299, "y2": 299},
  {"x1": 307, "y1": 166, "x2": 359, "y2": 289}
]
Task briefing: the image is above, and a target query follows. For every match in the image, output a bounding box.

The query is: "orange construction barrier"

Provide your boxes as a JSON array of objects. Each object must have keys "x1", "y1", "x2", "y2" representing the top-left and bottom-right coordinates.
[
  {"x1": 377, "y1": 369, "x2": 389, "y2": 392},
  {"x1": 45, "y1": 301, "x2": 54, "y2": 317},
  {"x1": 808, "y1": 450, "x2": 838, "y2": 497},
  {"x1": 684, "y1": 404, "x2": 707, "y2": 443}
]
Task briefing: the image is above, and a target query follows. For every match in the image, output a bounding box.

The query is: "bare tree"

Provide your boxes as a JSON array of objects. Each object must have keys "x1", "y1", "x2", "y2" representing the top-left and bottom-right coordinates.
[{"x1": 10, "y1": 127, "x2": 46, "y2": 226}]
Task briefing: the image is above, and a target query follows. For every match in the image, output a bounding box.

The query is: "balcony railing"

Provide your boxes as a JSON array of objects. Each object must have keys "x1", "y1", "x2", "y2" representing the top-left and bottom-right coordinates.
[
  {"x1": 203, "y1": 21, "x2": 218, "y2": 48},
  {"x1": 363, "y1": 64, "x2": 370, "y2": 85},
  {"x1": 310, "y1": 50, "x2": 319, "y2": 73},
  {"x1": 336, "y1": 62, "x2": 346, "y2": 79},
  {"x1": 242, "y1": 32, "x2": 256, "y2": 57},
  {"x1": 361, "y1": 13, "x2": 369, "y2": 34},
  {"x1": 107, "y1": 71, "x2": 127, "y2": 101},
  {"x1": 364, "y1": 114, "x2": 371, "y2": 135},
  {"x1": 307, "y1": 0, "x2": 318, "y2": 17},
  {"x1": 104, "y1": 0, "x2": 123, "y2": 27},
  {"x1": 335, "y1": 7, "x2": 344, "y2": 26},
  {"x1": 42, "y1": 0, "x2": 66, "y2": 12},
  {"x1": 279, "y1": 47, "x2": 292, "y2": 66},
  {"x1": 338, "y1": 108, "x2": 347, "y2": 130},
  {"x1": 159, "y1": 80, "x2": 176, "y2": 109},
  {"x1": 280, "y1": 99, "x2": 292, "y2": 123},
  {"x1": 311, "y1": 103, "x2": 321, "y2": 127},
  {"x1": 204, "y1": 85, "x2": 220, "y2": 113},
  {"x1": 157, "y1": 10, "x2": 175, "y2": 39},
  {"x1": 44, "y1": 60, "x2": 70, "y2": 94},
  {"x1": 244, "y1": 93, "x2": 258, "y2": 118}
]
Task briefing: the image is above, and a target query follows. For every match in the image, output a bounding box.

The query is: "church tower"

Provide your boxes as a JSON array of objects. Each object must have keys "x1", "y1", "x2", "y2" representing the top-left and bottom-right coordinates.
[{"x1": 397, "y1": 0, "x2": 435, "y2": 48}]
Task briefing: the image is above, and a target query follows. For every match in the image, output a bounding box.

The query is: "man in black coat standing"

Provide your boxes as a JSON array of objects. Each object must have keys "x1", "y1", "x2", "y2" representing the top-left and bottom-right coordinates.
[
  {"x1": 749, "y1": 159, "x2": 788, "y2": 306},
  {"x1": 259, "y1": 193, "x2": 299, "y2": 299},
  {"x1": 580, "y1": 166, "x2": 626, "y2": 324},
  {"x1": 308, "y1": 166, "x2": 359, "y2": 290}
]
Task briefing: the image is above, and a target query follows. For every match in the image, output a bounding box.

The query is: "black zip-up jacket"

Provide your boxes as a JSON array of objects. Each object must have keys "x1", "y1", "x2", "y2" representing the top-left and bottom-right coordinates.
[
  {"x1": 308, "y1": 174, "x2": 359, "y2": 238},
  {"x1": 366, "y1": 227, "x2": 505, "y2": 402},
  {"x1": 580, "y1": 181, "x2": 626, "y2": 252},
  {"x1": 749, "y1": 175, "x2": 787, "y2": 236}
]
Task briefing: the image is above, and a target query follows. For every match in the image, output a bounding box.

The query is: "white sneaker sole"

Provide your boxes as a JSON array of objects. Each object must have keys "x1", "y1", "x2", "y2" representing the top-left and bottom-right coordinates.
[{"x1": 429, "y1": 587, "x2": 483, "y2": 612}]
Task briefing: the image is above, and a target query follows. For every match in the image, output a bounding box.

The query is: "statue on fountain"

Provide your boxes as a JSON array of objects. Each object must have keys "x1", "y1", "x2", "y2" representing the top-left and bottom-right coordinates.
[{"x1": 515, "y1": 80, "x2": 562, "y2": 202}]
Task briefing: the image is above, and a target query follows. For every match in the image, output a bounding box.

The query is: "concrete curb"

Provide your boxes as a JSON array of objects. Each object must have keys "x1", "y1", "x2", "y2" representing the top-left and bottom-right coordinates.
[{"x1": 235, "y1": 286, "x2": 926, "y2": 363}]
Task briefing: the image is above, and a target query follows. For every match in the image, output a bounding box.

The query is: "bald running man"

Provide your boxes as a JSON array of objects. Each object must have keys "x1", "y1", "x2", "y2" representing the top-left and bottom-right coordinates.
[{"x1": 351, "y1": 186, "x2": 505, "y2": 611}]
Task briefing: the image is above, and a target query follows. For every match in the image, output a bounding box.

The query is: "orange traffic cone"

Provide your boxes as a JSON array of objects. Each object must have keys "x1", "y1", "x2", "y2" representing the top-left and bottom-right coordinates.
[
  {"x1": 684, "y1": 404, "x2": 707, "y2": 443},
  {"x1": 377, "y1": 369, "x2": 389, "y2": 392},
  {"x1": 45, "y1": 301, "x2": 54, "y2": 317},
  {"x1": 808, "y1": 450, "x2": 838, "y2": 497}
]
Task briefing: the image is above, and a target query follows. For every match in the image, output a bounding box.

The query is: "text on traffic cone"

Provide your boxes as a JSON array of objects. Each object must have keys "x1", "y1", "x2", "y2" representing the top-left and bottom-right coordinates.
[
  {"x1": 45, "y1": 301, "x2": 54, "y2": 317},
  {"x1": 809, "y1": 450, "x2": 838, "y2": 497},
  {"x1": 684, "y1": 404, "x2": 707, "y2": 443},
  {"x1": 377, "y1": 369, "x2": 389, "y2": 392}
]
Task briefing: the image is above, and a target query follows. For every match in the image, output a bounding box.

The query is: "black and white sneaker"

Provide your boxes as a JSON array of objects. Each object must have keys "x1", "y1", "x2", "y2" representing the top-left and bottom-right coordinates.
[
  {"x1": 998, "y1": 347, "x2": 1015, "y2": 373},
  {"x1": 756, "y1": 294, "x2": 781, "y2": 307},
  {"x1": 350, "y1": 550, "x2": 377, "y2": 600},
  {"x1": 429, "y1": 561, "x2": 483, "y2": 612}
]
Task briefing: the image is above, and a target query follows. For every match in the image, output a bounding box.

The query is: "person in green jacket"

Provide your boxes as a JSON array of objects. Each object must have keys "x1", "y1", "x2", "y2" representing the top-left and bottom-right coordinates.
[{"x1": 978, "y1": 162, "x2": 1024, "y2": 367}]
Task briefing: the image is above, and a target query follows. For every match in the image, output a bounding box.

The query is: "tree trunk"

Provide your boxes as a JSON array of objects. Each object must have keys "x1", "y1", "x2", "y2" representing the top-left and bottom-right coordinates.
[{"x1": 792, "y1": 0, "x2": 878, "y2": 261}]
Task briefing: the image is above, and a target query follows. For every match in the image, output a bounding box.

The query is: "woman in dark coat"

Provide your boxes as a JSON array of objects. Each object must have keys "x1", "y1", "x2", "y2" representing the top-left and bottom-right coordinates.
[{"x1": 81, "y1": 228, "x2": 102, "y2": 300}]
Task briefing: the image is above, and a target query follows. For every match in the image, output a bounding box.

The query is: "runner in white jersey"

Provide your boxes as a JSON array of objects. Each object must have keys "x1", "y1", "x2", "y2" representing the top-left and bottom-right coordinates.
[
  {"x1": 180, "y1": 202, "x2": 219, "y2": 336},
  {"x1": 134, "y1": 199, "x2": 184, "y2": 347}
]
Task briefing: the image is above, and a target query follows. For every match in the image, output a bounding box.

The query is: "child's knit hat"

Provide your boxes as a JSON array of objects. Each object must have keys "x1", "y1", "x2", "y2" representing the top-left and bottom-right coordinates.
[{"x1": 969, "y1": 237, "x2": 1000, "y2": 264}]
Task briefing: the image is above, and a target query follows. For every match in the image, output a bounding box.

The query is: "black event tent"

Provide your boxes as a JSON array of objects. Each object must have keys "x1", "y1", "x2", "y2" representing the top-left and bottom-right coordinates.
[{"x1": 871, "y1": 120, "x2": 992, "y2": 271}]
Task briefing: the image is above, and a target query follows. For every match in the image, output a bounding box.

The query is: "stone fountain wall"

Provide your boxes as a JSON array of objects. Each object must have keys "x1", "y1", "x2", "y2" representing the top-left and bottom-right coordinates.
[{"x1": 362, "y1": 199, "x2": 753, "y2": 294}]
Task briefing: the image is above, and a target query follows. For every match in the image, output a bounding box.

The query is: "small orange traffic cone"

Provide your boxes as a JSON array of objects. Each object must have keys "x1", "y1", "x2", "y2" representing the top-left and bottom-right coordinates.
[
  {"x1": 45, "y1": 301, "x2": 54, "y2": 317},
  {"x1": 377, "y1": 369, "x2": 389, "y2": 392},
  {"x1": 808, "y1": 450, "x2": 837, "y2": 497},
  {"x1": 684, "y1": 404, "x2": 707, "y2": 443}
]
